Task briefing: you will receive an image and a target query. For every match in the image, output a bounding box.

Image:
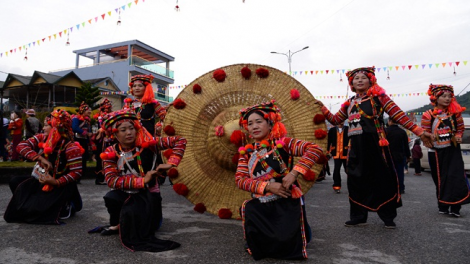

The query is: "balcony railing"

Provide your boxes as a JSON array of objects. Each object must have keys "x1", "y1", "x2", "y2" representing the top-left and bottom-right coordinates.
[{"x1": 131, "y1": 56, "x2": 174, "y2": 79}]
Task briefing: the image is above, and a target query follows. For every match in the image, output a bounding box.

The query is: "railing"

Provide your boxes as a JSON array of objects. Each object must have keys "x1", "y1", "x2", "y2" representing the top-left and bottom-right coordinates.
[{"x1": 131, "y1": 55, "x2": 174, "y2": 79}]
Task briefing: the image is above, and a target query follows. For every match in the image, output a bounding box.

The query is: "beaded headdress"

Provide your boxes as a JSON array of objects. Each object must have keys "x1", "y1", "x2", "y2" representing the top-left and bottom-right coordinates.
[
  {"x1": 129, "y1": 74, "x2": 155, "y2": 104},
  {"x1": 42, "y1": 109, "x2": 74, "y2": 154},
  {"x1": 346, "y1": 66, "x2": 387, "y2": 98},
  {"x1": 99, "y1": 98, "x2": 112, "y2": 111},
  {"x1": 77, "y1": 101, "x2": 90, "y2": 115},
  {"x1": 239, "y1": 100, "x2": 287, "y2": 139},
  {"x1": 427, "y1": 83, "x2": 465, "y2": 114}
]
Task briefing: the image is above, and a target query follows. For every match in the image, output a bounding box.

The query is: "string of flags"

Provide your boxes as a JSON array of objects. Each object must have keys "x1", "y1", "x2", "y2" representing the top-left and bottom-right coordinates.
[{"x1": 1, "y1": 0, "x2": 146, "y2": 59}]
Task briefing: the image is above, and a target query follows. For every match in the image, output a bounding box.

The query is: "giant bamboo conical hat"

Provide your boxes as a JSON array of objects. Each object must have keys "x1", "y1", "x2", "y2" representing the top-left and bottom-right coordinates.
[{"x1": 163, "y1": 64, "x2": 327, "y2": 219}]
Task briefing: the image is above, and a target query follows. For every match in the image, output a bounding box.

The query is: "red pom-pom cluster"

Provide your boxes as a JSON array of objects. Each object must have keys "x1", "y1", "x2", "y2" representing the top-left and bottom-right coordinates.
[
  {"x1": 241, "y1": 66, "x2": 252, "y2": 79},
  {"x1": 213, "y1": 69, "x2": 226, "y2": 82},
  {"x1": 194, "y1": 203, "x2": 207, "y2": 214},
  {"x1": 218, "y1": 208, "x2": 233, "y2": 219},
  {"x1": 314, "y1": 129, "x2": 327, "y2": 139},
  {"x1": 100, "y1": 151, "x2": 116, "y2": 160},
  {"x1": 173, "y1": 98, "x2": 186, "y2": 109},
  {"x1": 38, "y1": 142, "x2": 44, "y2": 149},
  {"x1": 167, "y1": 167, "x2": 179, "y2": 179},
  {"x1": 193, "y1": 84, "x2": 202, "y2": 94},
  {"x1": 255, "y1": 68, "x2": 269, "y2": 78},
  {"x1": 230, "y1": 130, "x2": 246, "y2": 147},
  {"x1": 75, "y1": 141, "x2": 85, "y2": 154},
  {"x1": 124, "y1": 98, "x2": 133, "y2": 103},
  {"x1": 44, "y1": 147, "x2": 53, "y2": 155},
  {"x1": 341, "y1": 100, "x2": 351, "y2": 108},
  {"x1": 290, "y1": 89, "x2": 300, "y2": 100},
  {"x1": 173, "y1": 183, "x2": 189, "y2": 196},
  {"x1": 303, "y1": 169, "x2": 316, "y2": 181},
  {"x1": 164, "y1": 125, "x2": 176, "y2": 136},
  {"x1": 313, "y1": 114, "x2": 325, "y2": 124},
  {"x1": 163, "y1": 149, "x2": 173, "y2": 159}
]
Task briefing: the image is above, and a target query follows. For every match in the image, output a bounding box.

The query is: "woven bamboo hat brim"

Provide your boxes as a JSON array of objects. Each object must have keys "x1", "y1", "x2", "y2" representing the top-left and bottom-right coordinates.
[{"x1": 164, "y1": 63, "x2": 327, "y2": 219}]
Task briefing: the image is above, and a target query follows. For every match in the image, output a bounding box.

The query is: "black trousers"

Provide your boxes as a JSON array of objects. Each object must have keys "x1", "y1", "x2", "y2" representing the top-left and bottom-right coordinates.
[
  {"x1": 413, "y1": 158, "x2": 421, "y2": 173},
  {"x1": 333, "y1": 158, "x2": 346, "y2": 188},
  {"x1": 349, "y1": 200, "x2": 397, "y2": 224}
]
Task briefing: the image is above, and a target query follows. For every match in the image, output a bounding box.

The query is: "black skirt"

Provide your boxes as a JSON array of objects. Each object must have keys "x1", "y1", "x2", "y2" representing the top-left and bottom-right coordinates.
[
  {"x1": 434, "y1": 144, "x2": 470, "y2": 205},
  {"x1": 347, "y1": 132, "x2": 401, "y2": 211},
  {"x1": 242, "y1": 197, "x2": 308, "y2": 260},
  {"x1": 4, "y1": 177, "x2": 82, "y2": 224}
]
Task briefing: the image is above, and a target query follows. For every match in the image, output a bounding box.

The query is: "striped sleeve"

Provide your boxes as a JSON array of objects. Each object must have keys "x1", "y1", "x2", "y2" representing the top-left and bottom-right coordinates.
[
  {"x1": 234, "y1": 154, "x2": 269, "y2": 195},
  {"x1": 153, "y1": 100, "x2": 167, "y2": 122},
  {"x1": 56, "y1": 142, "x2": 82, "y2": 186},
  {"x1": 102, "y1": 146, "x2": 145, "y2": 190},
  {"x1": 321, "y1": 103, "x2": 348, "y2": 125},
  {"x1": 421, "y1": 110, "x2": 432, "y2": 133},
  {"x1": 156, "y1": 136, "x2": 187, "y2": 166},
  {"x1": 284, "y1": 137, "x2": 324, "y2": 175},
  {"x1": 379, "y1": 94, "x2": 424, "y2": 136},
  {"x1": 17, "y1": 134, "x2": 46, "y2": 161},
  {"x1": 455, "y1": 112, "x2": 465, "y2": 138}
]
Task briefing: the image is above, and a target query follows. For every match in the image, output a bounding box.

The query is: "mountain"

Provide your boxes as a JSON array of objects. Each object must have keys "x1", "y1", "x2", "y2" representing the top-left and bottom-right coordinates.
[{"x1": 407, "y1": 91, "x2": 470, "y2": 115}]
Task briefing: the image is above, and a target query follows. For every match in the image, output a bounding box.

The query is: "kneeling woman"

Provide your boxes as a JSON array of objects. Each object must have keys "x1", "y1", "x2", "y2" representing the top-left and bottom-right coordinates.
[
  {"x1": 98, "y1": 109, "x2": 186, "y2": 252},
  {"x1": 4, "y1": 110, "x2": 83, "y2": 224},
  {"x1": 235, "y1": 101, "x2": 324, "y2": 260}
]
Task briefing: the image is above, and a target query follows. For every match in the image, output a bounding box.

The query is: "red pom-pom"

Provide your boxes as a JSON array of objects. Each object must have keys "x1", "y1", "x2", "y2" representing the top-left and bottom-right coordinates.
[
  {"x1": 124, "y1": 98, "x2": 133, "y2": 103},
  {"x1": 142, "y1": 142, "x2": 150, "y2": 148},
  {"x1": 148, "y1": 140, "x2": 157, "y2": 146},
  {"x1": 173, "y1": 183, "x2": 189, "y2": 196},
  {"x1": 215, "y1": 126, "x2": 224, "y2": 137},
  {"x1": 38, "y1": 142, "x2": 44, "y2": 149},
  {"x1": 100, "y1": 152, "x2": 108, "y2": 160},
  {"x1": 314, "y1": 129, "x2": 327, "y2": 139},
  {"x1": 241, "y1": 66, "x2": 252, "y2": 79},
  {"x1": 290, "y1": 89, "x2": 300, "y2": 100},
  {"x1": 44, "y1": 147, "x2": 53, "y2": 155},
  {"x1": 230, "y1": 130, "x2": 246, "y2": 147},
  {"x1": 232, "y1": 153, "x2": 240, "y2": 164},
  {"x1": 173, "y1": 98, "x2": 186, "y2": 109},
  {"x1": 193, "y1": 84, "x2": 202, "y2": 94},
  {"x1": 194, "y1": 203, "x2": 207, "y2": 214},
  {"x1": 218, "y1": 208, "x2": 233, "y2": 219},
  {"x1": 213, "y1": 69, "x2": 226, "y2": 82},
  {"x1": 255, "y1": 68, "x2": 269, "y2": 78},
  {"x1": 303, "y1": 170, "x2": 316, "y2": 181},
  {"x1": 313, "y1": 114, "x2": 325, "y2": 124},
  {"x1": 112, "y1": 128, "x2": 118, "y2": 133},
  {"x1": 75, "y1": 141, "x2": 85, "y2": 154},
  {"x1": 93, "y1": 113, "x2": 99, "y2": 119},
  {"x1": 164, "y1": 125, "x2": 176, "y2": 136},
  {"x1": 163, "y1": 149, "x2": 173, "y2": 159},
  {"x1": 167, "y1": 167, "x2": 179, "y2": 178}
]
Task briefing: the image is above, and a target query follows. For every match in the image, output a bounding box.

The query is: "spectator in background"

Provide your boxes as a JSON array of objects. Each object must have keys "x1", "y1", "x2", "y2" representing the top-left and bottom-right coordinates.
[
  {"x1": 8, "y1": 110, "x2": 23, "y2": 161},
  {"x1": 24, "y1": 109, "x2": 42, "y2": 138},
  {"x1": 412, "y1": 139, "x2": 423, "y2": 176},
  {"x1": 386, "y1": 119, "x2": 411, "y2": 194},
  {"x1": 327, "y1": 121, "x2": 348, "y2": 193},
  {"x1": 0, "y1": 112, "x2": 9, "y2": 162},
  {"x1": 72, "y1": 102, "x2": 92, "y2": 181}
]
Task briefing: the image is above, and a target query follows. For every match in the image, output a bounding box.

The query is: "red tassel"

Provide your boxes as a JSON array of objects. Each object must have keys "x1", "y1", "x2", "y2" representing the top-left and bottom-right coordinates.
[
  {"x1": 173, "y1": 183, "x2": 189, "y2": 196},
  {"x1": 167, "y1": 168, "x2": 179, "y2": 178},
  {"x1": 255, "y1": 68, "x2": 269, "y2": 78},
  {"x1": 241, "y1": 66, "x2": 252, "y2": 79},
  {"x1": 38, "y1": 142, "x2": 44, "y2": 149},
  {"x1": 379, "y1": 138, "x2": 389, "y2": 147},
  {"x1": 173, "y1": 98, "x2": 186, "y2": 109},
  {"x1": 164, "y1": 125, "x2": 176, "y2": 136},
  {"x1": 213, "y1": 69, "x2": 226, "y2": 82},
  {"x1": 290, "y1": 89, "x2": 300, "y2": 100},
  {"x1": 302, "y1": 170, "x2": 316, "y2": 181},
  {"x1": 44, "y1": 147, "x2": 53, "y2": 155},
  {"x1": 100, "y1": 152, "x2": 108, "y2": 160},
  {"x1": 313, "y1": 114, "x2": 325, "y2": 124},
  {"x1": 291, "y1": 185, "x2": 303, "y2": 199},
  {"x1": 193, "y1": 84, "x2": 202, "y2": 94},
  {"x1": 314, "y1": 129, "x2": 327, "y2": 139},
  {"x1": 230, "y1": 130, "x2": 246, "y2": 147}
]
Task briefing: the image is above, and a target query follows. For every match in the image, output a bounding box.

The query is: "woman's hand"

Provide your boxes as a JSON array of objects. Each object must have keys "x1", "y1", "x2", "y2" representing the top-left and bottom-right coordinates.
[
  {"x1": 455, "y1": 136, "x2": 462, "y2": 144},
  {"x1": 144, "y1": 170, "x2": 159, "y2": 184},
  {"x1": 38, "y1": 156, "x2": 53, "y2": 172},
  {"x1": 155, "y1": 164, "x2": 173, "y2": 173},
  {"x1": 266, "y1": 182, "x2": 291, "y2": 198},
  {"x1": 420, "y1": 131, "x2": 433, "y2": 148},
  {"x1": 282, "y1": 172, "x2": 298, "y2": 189},
  {"x1": 38, "y1": 173, "x2": 58, "y2": 186}
]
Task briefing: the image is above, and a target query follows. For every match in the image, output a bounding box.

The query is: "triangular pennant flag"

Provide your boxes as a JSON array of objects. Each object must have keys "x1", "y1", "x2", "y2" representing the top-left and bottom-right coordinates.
[
  {"x1": 95, "y1": 17, "x2": 98, "y2": 22},
  {"x1": 315, "y1": 71, "x2": 318, "y2": 74},
  {"x1": 135, "y1": 0, "x2": 139, "y2": 4},
  {"x1": 70, "y1": 27, "x2": 73, "y2": 32},
  {"x1": 401, "y1": 65, "x2": 406, "y2": 70},
  {"x1": 383, "y1": 67, "x2": 386, "y2": 72},
  {"x1": 320, "y1": 70, "x2": 323, "y2": 74},
  {"x1": 310, "y1": 71, "x2": 313, "y2": 75},
  {"x1": 88, "y1": 19, "x2": 92, "y2": 24},
  {"x1": 415, "y1": 65, "x2": 419, "y2": 69},
  {"x1": 456, "y1": 61, "x2": 460, "y2": 66},
  {"x1": 331, "y1": 70, "x2": 334, "y2": 74},
  {"x1": 0, "y1": 53, "x2": 2, "y2": 57},
  {"x1": 115, "y1": 8, "x2": 119, "y2": 13},
  {"x1": 336, "y1": 70, "x2": 339, "y2": 73},
  {"x1": 33, "y1": 42, "x2": 35, "y2": 46},
  {"x1": 28, "y1": 43, "x2": 31, "y2": 47},
  {"x1": 19, "y1": 47, "x2": 22, "y2": 51},
  {"x1": 108, "y1": 11, "x2": 112, "y2": 16},
  {"x1": 64, "y1": 29, "x2": 67, "y2": 34},
  {"x1": 48, "y1": 36, "x2": 51, "y2": 41},
  {"x1": 82, "y1": 22, "x2": 85, "y2": 27},
  {"x1": 464, "y1": 61, "x2": 468, "y2": 66},
  {"x1": 449, "y1": 62, "x2": 452, "y2": 67},
  {"x1": 36, "y1": 40, "x2": 39, "y2": 45},
  {"x1": 342, "y1": 69, "x2": 345, "y2": 73},
  {"x1": 435, "y1": 63, "x2": 439, "y2": 68},
  {"x1": 428, "y1": 64, "x2": 432, "y2": 68},
  {"x1": 422, "y1": 64, "x2": 425, "y2": 69},
  {"x1": 101, "y1": 14, "x2": 106, "y2": 20},
  {"x1": 395, "y1": 66, "x2": 399, "y2": 71},
  {"x1": 442, "y1": 63, "x2": 446, "y2": 67},
  {"x1": 377, "y1": 68, "x2": 381, "y2": 72},
  {"x1": 326, "y1": 70, "x2": 329, "y2": 74},
  {"x1": 5, "y1": 52, "x2": 8, "y2": 56},
  {"x1": 305, "y1": 71, "x2": 308, "y2": 75},
  {"x1": 408, "y1": 65, "x2": 412, "y2": 70},
  {"x1": 128, "y1": 3, "x2": 132, "y2": 8},
  {"x1": 59, "y1": 32, "x2": 62, "y2": 37},
  {"x1": 388, "y1": 66, "x2": 392, "y2": 71},
  {"x1": 122, "y1": 5, "x2": 126, "y2": 10},
  {"x1": 54, "y1": 34, "x2": 57, "y2": 39},
  {"x1": 42, "y1": 38, "x2": 45, "y2": 42}
]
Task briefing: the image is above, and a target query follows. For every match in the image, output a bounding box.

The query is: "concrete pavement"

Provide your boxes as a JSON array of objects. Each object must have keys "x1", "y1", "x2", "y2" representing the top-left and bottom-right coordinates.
[{"x1": 1, "y1": 162, "x2": 469, "y2": 264}]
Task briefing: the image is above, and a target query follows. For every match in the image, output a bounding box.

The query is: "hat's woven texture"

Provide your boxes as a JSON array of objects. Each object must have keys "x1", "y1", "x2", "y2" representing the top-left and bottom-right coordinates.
[{"x1": 164, "y1": 64, "x2": 327, "y2": 219}]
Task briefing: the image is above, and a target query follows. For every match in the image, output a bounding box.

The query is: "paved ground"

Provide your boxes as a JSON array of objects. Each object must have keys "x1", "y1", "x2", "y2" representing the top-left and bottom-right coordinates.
[{"x1": 1, "y1": 161, "x2": 469, "y2": 264}]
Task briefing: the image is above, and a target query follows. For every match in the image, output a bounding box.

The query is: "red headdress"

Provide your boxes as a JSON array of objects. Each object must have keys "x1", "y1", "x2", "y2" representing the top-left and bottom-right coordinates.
[
  {"x1": 77, "y1": 101, "x2": 90, "y2": 115},
  {"x1": 99, "y1": 98, "x2": 112, "y2": 112},
  {"x1": 101, "y1": 109, "x2": 155, "y2": 148},
  {"x1": 239, "y1": 100, "x2": 287, "y2": 140},
  {"x1": 129, "y1": 74, "x2": 155, "y2": 104},
  {"x1": 427, "y1": 83, "x2": 465, "y2": 114},
  {"x1": 42, "y1": 109, "x2": 74, "y2": 155},
  {"x1": 346, "y1": 66, "x2": 386, "y2": 97}
]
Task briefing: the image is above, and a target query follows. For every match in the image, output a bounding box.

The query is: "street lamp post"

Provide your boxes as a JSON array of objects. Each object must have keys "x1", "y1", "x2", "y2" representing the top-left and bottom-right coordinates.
[{"x1": 271, "y1": 46, "x2": 309, "y2": 74}]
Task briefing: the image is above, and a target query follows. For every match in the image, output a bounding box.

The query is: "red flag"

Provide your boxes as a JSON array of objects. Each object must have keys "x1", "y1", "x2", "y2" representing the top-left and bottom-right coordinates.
[
  {"x1": 456, "y1": 61, "x2": 460, "y2": 66},
  {"x1": 101, "y1": 14, "x2": 106, "y2": 20},
  {"x1": 408, "y1": 65, "x2": 412, "y2": 70}
]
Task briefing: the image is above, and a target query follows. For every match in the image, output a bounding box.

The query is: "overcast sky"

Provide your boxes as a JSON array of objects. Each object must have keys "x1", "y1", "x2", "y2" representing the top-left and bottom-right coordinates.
[{"x1": 1, "y1": 0, "x2": 469, "y2": 113}]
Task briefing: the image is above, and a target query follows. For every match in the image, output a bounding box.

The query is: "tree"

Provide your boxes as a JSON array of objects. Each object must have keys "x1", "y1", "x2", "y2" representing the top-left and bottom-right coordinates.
[{"x1": 74, "y1": 82, "x2": 102, "y2": 110}]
